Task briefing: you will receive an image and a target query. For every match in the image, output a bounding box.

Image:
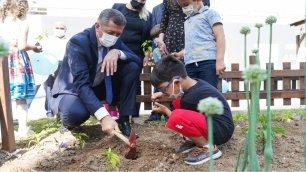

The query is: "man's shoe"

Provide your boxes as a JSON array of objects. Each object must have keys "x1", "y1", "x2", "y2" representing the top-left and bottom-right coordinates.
[
  {"x1": 184, "y1": 145, "x2": 222, "y2": 165},
  {"x1": 117, "y1": 119, "x2": 131, "y2": 137},
  {"x1": 176, "y1": 140, "x2": 196, "y2": 153},
  {"x1": 145, "y1": 112, "x2": 161, "y2": 123}
]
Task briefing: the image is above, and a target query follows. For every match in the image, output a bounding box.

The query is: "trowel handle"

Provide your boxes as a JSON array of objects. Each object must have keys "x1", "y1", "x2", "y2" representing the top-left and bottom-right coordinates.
[{"x1": 113, "y1": 131, "x2": 130, "y2": 146}]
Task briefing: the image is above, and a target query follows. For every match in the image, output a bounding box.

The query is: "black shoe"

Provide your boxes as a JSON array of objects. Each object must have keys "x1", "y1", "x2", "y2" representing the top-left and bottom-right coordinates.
[
  {"x1": 145, "y1": 112, "x2": 161, "y2": 123},
  {"x1": 117, "y1": 119, "x2": 131, "y2": 137}
]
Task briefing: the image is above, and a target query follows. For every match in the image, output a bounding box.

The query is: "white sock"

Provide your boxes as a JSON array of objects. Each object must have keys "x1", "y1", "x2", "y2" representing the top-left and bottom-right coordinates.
[{"x1": 16, "y1": 103, "x2": 29, "y2": 134}]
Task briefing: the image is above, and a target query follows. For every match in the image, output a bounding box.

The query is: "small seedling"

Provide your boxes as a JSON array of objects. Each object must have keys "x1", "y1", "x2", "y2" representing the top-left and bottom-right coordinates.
[
  {"x1": 74, "y1": 132, "x2": 89, "y2": 149},
  {"x1": 102, "y1": 148, "x2": 121, "y2": 170}
]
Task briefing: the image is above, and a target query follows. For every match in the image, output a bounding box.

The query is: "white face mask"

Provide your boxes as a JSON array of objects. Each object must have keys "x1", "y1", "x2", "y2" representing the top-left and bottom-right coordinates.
[
  {"x1": 182, "y1": 4, "x2": 194, "y2": 17},
  {"x1": 99, "y1": 32, "x2": 118, "y2": 47},
  {"x1": 54, "y1": 29, "x2": 66, "y2": 38}
]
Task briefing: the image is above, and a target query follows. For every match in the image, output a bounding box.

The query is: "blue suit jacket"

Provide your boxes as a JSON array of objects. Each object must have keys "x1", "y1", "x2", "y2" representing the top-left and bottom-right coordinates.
[{"x1": 51, "y1": 26, "x2": 141, "y2": 115}]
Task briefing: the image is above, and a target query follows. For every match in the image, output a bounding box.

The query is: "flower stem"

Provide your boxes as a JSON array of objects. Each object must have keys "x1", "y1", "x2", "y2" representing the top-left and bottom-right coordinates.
[
  {"x1": 264, "y1": 24, "x2": 274, "y2": 172},
  {"x1": 256, "y1": 28, "x2": 261, "y2": 66},
  {"x1": 249, "y1": 82, "x2": 260, "y2": 171},
  {"x1": 208, "y1": 116, "x2": 215, "y2": 172}
]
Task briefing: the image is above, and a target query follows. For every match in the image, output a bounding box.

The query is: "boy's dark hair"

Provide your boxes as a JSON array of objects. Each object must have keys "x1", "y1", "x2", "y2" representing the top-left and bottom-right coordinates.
[
  {"x1": 150, "y1": 24, "x2": 160, "y2": 38},
  {"x1": 151, "y1": 55, "x2": 187, "y2": 87}
]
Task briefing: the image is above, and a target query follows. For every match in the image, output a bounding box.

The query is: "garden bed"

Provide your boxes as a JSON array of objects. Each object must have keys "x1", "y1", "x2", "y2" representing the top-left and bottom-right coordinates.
[{"x1": 0, "y1": 111, "x2": 305, "y2": 171}]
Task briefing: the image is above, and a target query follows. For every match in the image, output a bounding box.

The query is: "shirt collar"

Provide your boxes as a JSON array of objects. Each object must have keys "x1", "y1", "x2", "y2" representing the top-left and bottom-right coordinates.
[{"x1": 186, "y1": 5, "x2": 209, "y2": 19}]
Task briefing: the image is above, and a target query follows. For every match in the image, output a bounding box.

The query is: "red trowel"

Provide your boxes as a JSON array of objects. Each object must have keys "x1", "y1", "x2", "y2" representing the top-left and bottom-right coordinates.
[{"x1": 113, "y1": 130, "x2": 137, "y2": 159}]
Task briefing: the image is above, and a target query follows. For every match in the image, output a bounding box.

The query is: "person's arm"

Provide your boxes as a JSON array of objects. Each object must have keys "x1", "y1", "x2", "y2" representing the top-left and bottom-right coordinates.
[
  {"x1": 18, "y1": 21, "x2": 41, "y2": 52},
  {"x1": 213, "y1": 24, "x2": 226, "y2": 75},
  {"x1": 160, "y1": 0, "x2": 169, "y2": 35},
  {"x1": 207, "y1": 9, "x2": 225, "y2": 75}
]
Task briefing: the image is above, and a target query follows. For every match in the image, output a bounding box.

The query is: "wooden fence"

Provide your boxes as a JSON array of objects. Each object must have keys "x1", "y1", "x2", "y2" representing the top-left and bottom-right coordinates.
[
  {"x1": 0, "y1": 56, "x2": 16, "y2": 152},
  {"x1": 136, "y1": 55, "x2": 305, "y2": 110}
]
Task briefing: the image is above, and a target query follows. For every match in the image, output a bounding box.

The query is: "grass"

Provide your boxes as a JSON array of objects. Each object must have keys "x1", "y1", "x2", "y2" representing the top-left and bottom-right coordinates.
[{"x1": 233, "y1": 109, "x2": 302, "y2": 150}]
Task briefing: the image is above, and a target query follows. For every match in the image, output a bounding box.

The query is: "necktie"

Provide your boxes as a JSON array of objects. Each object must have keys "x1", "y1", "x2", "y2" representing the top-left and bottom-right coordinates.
[{"x1": 101, "y1": 48, "x2": 113, "y2": 104}]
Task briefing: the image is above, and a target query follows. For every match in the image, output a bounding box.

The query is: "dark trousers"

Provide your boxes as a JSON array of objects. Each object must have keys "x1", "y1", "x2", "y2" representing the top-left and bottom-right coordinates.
[
  {"x1": 185, "y1": 60, "x2": 218, "y2": 88},
  {"x1": 58, "y1": 61, "x2": 140, "y2": 127}
]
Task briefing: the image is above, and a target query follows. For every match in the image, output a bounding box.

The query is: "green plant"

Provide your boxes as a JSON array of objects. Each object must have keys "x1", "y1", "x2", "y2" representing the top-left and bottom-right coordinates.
[
  {"x1": 74, "y1": 132, "x2": 89, "y2": 149},
  {"x1": 102, "y1": 148, "x2": 121, "y2": 171},
  {"x1": 198, "y1": 97, "x2": 224, "y2": 172},
  {"x1": 239, "y1": 26, "x2": 252, "y2": 172},
  {"x1": 233, "y1": 113, "x2": 248, "y2": 123},
  {"x1": 141, "y1": 40, "x2": 153, "y2": 55},
  {"x1": 26, "y1": 118, "x2": 61, "y2": 147},
  {"x1": 35, "y1": 29, "x2": 49, "y2": 42},
  {"x1": 264, "y1": 15, "x2": 277, "y2": 172},
  {"x1": 239, "y1": 65, "x2": 267, "y2": 172},
  {"x1": 254, "y1": 23, "x2": 263, "y2": 65}
]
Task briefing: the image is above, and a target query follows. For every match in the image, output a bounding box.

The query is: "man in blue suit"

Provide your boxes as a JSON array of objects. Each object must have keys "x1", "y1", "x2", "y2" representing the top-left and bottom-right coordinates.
[{"x1": 50, "y1": 9, "x2": 141, "y2": 136}]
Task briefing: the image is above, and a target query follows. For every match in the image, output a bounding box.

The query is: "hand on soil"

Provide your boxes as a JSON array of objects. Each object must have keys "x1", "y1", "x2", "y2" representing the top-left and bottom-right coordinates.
[{"x1": 100, "y1": 115, "x2": 120, "y2": 135}]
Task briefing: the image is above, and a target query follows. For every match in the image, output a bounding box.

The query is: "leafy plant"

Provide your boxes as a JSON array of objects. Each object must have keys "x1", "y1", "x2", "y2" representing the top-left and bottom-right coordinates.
[
  {"x1": 102, "y1": 148, "x2": 121, "y2": 171},
  {"x1": 74, "y1": 132, "x2": 89, "y2": 149},
  {"x1": 141, "y1": 40, "x2": 153, "y2": 55},
  {"x1": 35, "y1": 29, "x2": 49, "y2": 42}
]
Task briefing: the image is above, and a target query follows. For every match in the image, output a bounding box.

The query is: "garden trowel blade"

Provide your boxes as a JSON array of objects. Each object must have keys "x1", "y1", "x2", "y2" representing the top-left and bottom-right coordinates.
[{"x1": 124, "y1": 130, "x2": 137, "y2": 160}]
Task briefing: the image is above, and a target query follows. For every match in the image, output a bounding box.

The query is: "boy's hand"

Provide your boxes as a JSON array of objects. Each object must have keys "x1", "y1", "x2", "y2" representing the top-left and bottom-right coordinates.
[
  {"x1": 153, "y1": 102, "x2": 171, "y2": 117},
  {"x1": 158, "y1": 40, "x2": 167, "y2": 55},
  {"x1": 216, "y1": 61, "x2": 226, "y2": 75},
  {"x1": 151, "y1": 92, "x2": 164, "y2": 102},
  {"x1": 100, "y1": 115, "x2": 120, "y2": 135},
  {"x1": 171, "y1": 52, "x2": 183, "y2": 59}
]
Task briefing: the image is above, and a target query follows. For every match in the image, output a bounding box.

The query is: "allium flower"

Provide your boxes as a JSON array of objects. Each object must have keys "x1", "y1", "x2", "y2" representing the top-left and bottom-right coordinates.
[
  {"x1": 240, "y1": 26, "x2": 251, "y2": 35},
  {"x1": 265, "y1": 16, "x2": 277, "y2": 25},
  {"x1": 198, "y1": 97, "x2": 224, "y2": 116},
  {"x1": 0, "y1": 37, "x2": 9, "y2": 57},
  {"x1": 243, "y1": 64, "x2": 267, "y2": 83},
  {"x1": 255, "y1": 23, "x2": 263, "y2": 28},
  {"x1": 252, "y1": 49, "x2": 259, "y2": 54}
]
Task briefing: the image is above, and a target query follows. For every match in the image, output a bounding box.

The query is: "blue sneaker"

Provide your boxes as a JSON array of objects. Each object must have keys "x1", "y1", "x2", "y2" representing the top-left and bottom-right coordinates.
[
  {"x1": 184, "y1": 145, "x2": 222, "y2": 165},
  {"x1": 176, "y1": 140, "x2": 196, "y2": 153}
]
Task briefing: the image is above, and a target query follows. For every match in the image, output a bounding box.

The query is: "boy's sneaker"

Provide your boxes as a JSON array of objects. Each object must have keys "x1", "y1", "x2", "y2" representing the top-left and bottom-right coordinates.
[
  {"x1": 176, "y1": 140, "x2": 196, "y2": 153},
  {"x1": 184, "y1": 145, "x2": 222, "y2": 165}
]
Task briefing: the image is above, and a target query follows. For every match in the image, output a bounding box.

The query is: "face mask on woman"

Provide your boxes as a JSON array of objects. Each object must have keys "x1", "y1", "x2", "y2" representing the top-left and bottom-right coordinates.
[{"x1": 130, "y1": 0, "x2": 145, "y2": 10}]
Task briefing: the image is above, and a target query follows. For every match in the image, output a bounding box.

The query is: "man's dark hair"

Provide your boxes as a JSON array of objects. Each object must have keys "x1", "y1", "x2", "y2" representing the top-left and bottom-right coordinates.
[
  {"x1": 151, "y1": 55, "x2": 187, "y2": 87},
  {"x1": 98, "y1": 9, "x2": 126, "y2": 26}
]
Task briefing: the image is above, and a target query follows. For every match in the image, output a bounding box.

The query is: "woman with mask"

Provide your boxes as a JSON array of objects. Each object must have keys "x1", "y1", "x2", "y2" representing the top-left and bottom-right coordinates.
[
  {"x1": 158, "y1": 0, "x2": 210, "y2": 55},
  {"x1": 112, "y1": 0, "x2": 152, "y2": 128},
  {"x1": 0, "y1": 0, "x2": 42, "y2": 137}
]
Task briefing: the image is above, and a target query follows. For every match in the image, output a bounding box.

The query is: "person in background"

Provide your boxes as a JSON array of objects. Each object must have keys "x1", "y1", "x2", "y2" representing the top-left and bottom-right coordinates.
[
  {"x1": 42, "y1": 22, "x2": 68, "y2": 118},
  {"x1": 112, "y1": 0, "x2": 152, "y2": 130},
  {"x1": 158, "y1": 0, "x2": 210, "y2": 56},
  {"x1": 173, "y1": 0, "x2": 226, "y2": 88},
  {"x1": 50, "y1": 9, "x2": 141, "y2": 137},
  {"x1": 0, "y1": 0, "x2": 42, "y2": 137}
]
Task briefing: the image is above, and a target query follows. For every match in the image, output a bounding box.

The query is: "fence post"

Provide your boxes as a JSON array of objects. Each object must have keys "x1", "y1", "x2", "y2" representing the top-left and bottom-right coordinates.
[
  {"x1": 283, "y1": 62, "x2": 292, "y2": 105},
  {"x1": 300, "y1": 62, "x2": 305, "y2": 105},
  {"x1": 0, "y1": 56, "x2": 16, "y2": 152},
  {"x1": 143, "y1": 66, "x2": 152, "y2": 110},
  {"x1": 231, "y1": 63, "x2": 240, "y2": 107}
]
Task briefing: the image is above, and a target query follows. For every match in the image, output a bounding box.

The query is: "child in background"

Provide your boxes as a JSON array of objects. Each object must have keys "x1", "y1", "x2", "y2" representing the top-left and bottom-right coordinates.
[
  {"x1": 173, "y1": 0, "x2": 226, "y2": 88},
  {"x1": 151, "y1": 56, "x2": 234, "y2": 165}
]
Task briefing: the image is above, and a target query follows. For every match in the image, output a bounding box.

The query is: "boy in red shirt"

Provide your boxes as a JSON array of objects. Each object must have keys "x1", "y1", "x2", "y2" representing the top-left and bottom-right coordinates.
[{"x1": 151, "y1": 55, "x2": 234, "y2": 165}]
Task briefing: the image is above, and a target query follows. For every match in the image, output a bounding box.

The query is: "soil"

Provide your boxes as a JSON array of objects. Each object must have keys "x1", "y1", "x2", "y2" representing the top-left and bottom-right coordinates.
[{"x1": 1, "y1": 118, "x2": 305, "y2": 171}]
